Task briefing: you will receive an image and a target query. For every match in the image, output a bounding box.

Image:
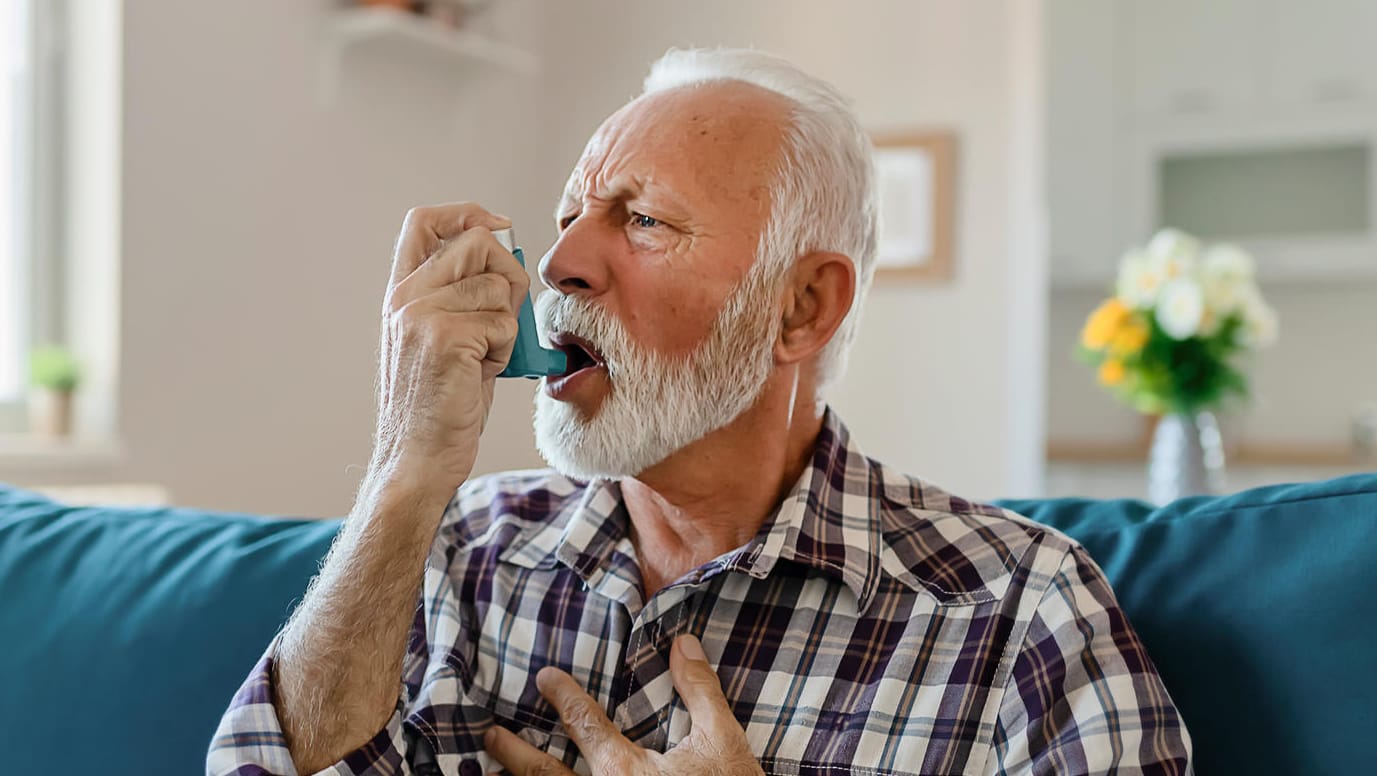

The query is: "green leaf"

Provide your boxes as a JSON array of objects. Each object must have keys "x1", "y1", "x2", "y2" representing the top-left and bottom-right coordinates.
[{"x1": 28, "y1": 345, "x2": 81, "y2": 392}]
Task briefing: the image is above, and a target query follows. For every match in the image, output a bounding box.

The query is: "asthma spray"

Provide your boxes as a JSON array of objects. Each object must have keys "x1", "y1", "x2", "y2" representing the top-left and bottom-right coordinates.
[{"x1": 492, "y1": 227, "x2": 569, "y2": 379}]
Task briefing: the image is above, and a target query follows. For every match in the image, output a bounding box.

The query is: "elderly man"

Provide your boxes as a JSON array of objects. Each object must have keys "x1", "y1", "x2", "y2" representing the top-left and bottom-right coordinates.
[{"x1": 208, "y1": 49, "x2": 1191, "y2": 775}]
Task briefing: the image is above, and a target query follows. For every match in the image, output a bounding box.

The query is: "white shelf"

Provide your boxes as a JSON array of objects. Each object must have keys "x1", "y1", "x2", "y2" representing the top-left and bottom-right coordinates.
[
  {"x1": 1046, "y1": 460, "x2": 1373, "y2": 501},
  {"x1": 320, "y1": 7, "x2": 538, "y2": 103},
  {"x1": 24, "y1": 482, "x2": 170, "y2": 507},
  {"x1": 0, "y1": 433, "x2": 127, "y2": 472}
]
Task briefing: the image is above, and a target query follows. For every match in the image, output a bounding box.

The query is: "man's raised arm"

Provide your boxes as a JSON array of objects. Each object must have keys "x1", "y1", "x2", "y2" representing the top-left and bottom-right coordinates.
[{"x1": 207, "y1": 202, "x2": 528, "y2": 775}]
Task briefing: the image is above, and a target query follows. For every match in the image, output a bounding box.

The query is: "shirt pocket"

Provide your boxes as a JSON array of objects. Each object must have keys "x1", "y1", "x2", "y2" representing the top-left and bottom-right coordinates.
[
  {"x1": 403, "y1": 660, "x2": 568, "y2": 767},
  {"x1": 464, "y1": 676, "x2": 568, "y2": 756}
]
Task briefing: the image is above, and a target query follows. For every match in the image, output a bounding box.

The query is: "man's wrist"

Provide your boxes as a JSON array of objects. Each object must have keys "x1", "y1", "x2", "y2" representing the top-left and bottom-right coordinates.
[{"x1": 356, "y1": 456, "x2": 460, "y2": 531}]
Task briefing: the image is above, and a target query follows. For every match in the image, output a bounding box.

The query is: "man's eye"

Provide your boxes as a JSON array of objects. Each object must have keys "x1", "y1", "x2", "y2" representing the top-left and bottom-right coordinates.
[
  {"x1": 630, "y1": 213, "x2": 661, "y2": 229},
  {"x1": 558, "y1": 213, "x2": 579, "y2": 230}
]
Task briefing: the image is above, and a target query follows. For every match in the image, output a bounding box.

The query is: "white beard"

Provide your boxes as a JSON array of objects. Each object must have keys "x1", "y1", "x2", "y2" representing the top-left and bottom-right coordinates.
[{"x1": 532, "y1": 258, "x2": 784, "y2": 480}]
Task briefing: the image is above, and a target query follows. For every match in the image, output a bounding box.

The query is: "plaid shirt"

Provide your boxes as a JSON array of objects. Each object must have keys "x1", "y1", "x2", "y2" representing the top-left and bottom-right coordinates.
[{"x1": 208, "y1": 409, "x2": 1191, "y2": 775}]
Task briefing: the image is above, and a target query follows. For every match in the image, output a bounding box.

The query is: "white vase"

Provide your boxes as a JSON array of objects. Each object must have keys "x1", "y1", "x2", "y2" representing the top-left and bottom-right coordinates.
[
  {"x1": 28, "y1": 388, "x2": 75, "y2": 438},
  {"x1": 1148, "y1": 411, "x2": 1226, "y2": 506}
]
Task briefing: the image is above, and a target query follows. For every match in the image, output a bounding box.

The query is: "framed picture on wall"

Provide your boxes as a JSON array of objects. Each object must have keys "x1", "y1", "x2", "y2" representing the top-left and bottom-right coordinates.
[{"x1": 870, "y1": 131, "x2": 956, "y2": 281}]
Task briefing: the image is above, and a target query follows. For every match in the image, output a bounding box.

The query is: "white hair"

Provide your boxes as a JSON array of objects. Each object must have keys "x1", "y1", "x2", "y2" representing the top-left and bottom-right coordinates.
[{"x1": 643, "y1": 48, "x2": 878, "y2": 398}]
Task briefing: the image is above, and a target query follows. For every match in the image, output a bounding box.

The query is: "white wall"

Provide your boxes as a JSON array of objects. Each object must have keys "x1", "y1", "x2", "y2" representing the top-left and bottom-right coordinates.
[{"x1": 4, "y1": 0, "x2": 1048, "y2": 513}]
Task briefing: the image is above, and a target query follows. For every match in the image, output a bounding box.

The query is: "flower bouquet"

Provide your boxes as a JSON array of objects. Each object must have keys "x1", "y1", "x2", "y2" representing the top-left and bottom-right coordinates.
[{"x1": 1078, "y1": 228, "x2": 1278, "y2": 416}]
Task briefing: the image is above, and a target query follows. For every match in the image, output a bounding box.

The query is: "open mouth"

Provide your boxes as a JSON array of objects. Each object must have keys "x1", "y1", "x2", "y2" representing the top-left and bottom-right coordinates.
[{"x1": 549, "y1": 332, "x2": 606, "y2": 379}]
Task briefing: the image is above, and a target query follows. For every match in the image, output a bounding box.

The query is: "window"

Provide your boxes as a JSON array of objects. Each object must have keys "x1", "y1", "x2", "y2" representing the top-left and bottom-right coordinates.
[
  {"x1": 1, "y1": 0, "x2": 30, "y2": 404},
  {"x1": 1, "y1": 0, "x2": 62, "y2": 432}
]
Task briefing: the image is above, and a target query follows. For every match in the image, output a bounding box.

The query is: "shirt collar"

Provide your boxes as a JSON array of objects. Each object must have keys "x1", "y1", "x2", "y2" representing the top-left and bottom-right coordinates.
[
  {"x1": 726, "y1": 408, "x2": 884, "y2": 610},
  {"x1": 500, "y1": 407, "x2": 1027, "y2": 613}
]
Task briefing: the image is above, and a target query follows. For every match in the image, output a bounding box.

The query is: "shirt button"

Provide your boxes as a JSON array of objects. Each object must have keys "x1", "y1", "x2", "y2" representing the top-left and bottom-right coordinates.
[{"x1": 458, "y1": 759, "x2": 482, "y2": 776}]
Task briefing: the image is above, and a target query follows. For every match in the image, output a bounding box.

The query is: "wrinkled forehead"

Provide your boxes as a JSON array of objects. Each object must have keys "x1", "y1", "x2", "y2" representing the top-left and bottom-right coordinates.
[{"x1": 557, "y1": 80, "x2": 794, "y2": 215}]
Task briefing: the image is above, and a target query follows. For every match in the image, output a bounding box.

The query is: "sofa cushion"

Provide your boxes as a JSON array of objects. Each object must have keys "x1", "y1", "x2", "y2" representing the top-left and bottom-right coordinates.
[
  {"x1": 997, "y1": 472, "x2": 1377, "y2": 775},
  {"x1": 0, "y1": 483, "x2": 342, "y2": 776}
]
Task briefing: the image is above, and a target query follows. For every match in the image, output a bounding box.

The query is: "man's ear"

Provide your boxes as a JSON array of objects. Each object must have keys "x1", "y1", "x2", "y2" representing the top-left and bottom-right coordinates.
[{"x1": 776, "y1": 251, "x2": 856, "y2": 366}]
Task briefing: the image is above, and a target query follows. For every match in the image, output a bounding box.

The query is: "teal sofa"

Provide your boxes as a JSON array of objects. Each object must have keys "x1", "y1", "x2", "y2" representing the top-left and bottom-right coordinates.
[{"x1": 2, "y1": 474, "x2": 1375, "y2": 775}]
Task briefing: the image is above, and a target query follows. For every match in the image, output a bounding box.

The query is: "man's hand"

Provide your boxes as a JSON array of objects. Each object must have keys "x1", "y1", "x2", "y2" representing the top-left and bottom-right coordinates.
[
  {"x1": 372, "y1": 202, "x2": 529, "y2": 497},
  {"x1": 485, "y1": 635, "x2": 764, "y2": 776}
]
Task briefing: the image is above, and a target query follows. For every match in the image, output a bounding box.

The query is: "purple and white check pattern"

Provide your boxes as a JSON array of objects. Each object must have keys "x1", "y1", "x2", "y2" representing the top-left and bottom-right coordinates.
[{"x1": 208, "y1": 409, "x2": 1191, "y2": 775}]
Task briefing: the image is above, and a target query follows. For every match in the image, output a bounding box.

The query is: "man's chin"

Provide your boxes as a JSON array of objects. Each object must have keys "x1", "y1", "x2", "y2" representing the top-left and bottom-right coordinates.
[
  {"x1": 533, "y1": 393, "x2": 608, "y2": 479},
  {"x1": 532, "y1": 392, "x2": 666, "y2": 481}
]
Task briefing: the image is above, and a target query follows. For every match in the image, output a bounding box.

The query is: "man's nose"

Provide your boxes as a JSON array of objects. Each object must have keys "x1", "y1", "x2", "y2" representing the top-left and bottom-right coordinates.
[{"x1": 538, "y1": 219, "x2": 609, "y2": 295}]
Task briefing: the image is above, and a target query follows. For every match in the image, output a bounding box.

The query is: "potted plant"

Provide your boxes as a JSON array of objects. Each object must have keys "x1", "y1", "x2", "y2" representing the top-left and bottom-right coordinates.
[{"x1": 28, "y1": 344, "x2": 81, "y2": 438}]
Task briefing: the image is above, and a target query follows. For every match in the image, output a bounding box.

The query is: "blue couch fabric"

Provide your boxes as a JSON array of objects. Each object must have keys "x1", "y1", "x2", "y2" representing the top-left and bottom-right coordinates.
[
  {"x1": 998, "y1": 473, "x2": 1377, "y2": 775},
  {"x1": 0, "y1": 485, "x2": 339, "y2": 775}
]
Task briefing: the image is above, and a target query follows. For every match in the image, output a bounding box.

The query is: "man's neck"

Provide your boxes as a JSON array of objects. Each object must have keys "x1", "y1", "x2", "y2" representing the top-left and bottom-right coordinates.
[{"x1": 621, "y1": 376, "x2": 823, "y2": 597}]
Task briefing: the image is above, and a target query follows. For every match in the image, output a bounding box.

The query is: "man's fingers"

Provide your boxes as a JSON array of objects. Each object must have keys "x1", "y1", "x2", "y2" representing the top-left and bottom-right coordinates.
[
  {"x1": 446, "y1": 226, "x2": 530, "y2": 316},
  {"x1": 383, "y1": 304, "x2": 519, "y2": 381},
  {"x1": 670, "y1": 635, "x2": 739, "y2": 738},
  {"x1": 389, "y1": 225, "x2": 530, "y2": 311},
  {"x1": 469, "y1": 310, "x2": 522, "y2": 373},
  {"x1": 389, "y1": 202, "x2": 511, "y2": 288},
  {"x1": 411, "y1": 274, "x2": 517, "y2": 317},
  {"x1": 535, "y1": 666, "x2": 631, "y2": 769},
  {"x1": 451, "y1": 309, "x2": 521, "y2": 371},
  {"x1": 484, "y1": 725, "x2": 574, "y2": 776}
]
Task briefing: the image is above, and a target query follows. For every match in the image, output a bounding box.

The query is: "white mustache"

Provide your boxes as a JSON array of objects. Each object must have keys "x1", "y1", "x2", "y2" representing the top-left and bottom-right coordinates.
[{"x1": 534, "y1": 291, "x2": 627, "y2": 373}]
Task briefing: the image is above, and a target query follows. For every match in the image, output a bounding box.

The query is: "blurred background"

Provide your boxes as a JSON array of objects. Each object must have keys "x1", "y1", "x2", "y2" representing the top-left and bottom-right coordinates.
[{"x1": 0, "y1": 0, "x2": 1372, "y2": 516}]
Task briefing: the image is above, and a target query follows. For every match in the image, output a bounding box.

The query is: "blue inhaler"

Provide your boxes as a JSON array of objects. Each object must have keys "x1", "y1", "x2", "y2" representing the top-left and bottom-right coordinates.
[{"x1": 493, "y1": 227, "x2": 568, "y2": 379}]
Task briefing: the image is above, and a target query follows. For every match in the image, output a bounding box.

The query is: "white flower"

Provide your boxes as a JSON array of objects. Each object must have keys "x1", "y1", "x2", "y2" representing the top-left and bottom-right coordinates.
[
  {"x1": 1238, "y1": 289, "x2": 1279, "y2": 348},
  {"x1": 1200, "y1": 243, "x2": 1256, "y2": 315},
  {"x1": 1116, "y1": 249, "x2": 1164, "y2": 309},
  {"x1": 1145, "y1": 228, "x2": 1202, "y2": 282},
  {"x1": 1202, "y1": 242, "x2": 1255, "y2": 280},
  {"x1": 1155, "y1": 278, "x2": 1206, "y2": 340}
]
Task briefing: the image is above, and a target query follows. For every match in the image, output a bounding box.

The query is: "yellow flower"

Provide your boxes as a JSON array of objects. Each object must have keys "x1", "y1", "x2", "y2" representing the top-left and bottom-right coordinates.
[
  {"x1": 1081, "y1": 299, "x2": 1131, "y2": 350},
  {"x1": 1098, "y1": 359, "x2": 1126, "y2": 387},
  {"x1": 1109, "y1": 318, "x2": 1149, "y2": 356}
]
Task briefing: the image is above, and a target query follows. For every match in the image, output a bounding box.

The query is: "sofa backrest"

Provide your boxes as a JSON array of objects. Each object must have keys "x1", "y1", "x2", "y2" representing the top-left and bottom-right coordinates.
[
  {"x1": 4, "y1": 473, "x2": 1375, "y2": 775},
  {"x1": 0, "y1": 484, "x2": 341, "y2": 776},
  {"x1": 998, "y1": 472, "x2": 1377, "y2": 775}
]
